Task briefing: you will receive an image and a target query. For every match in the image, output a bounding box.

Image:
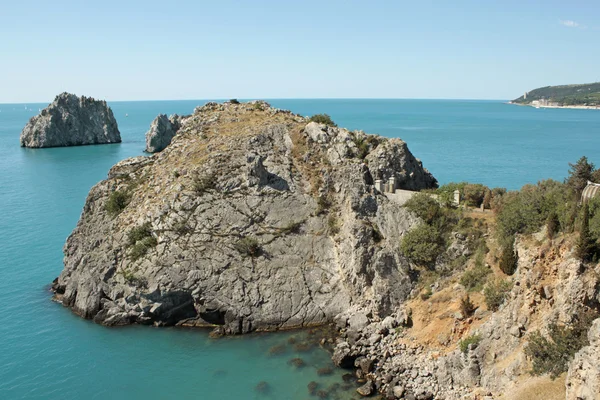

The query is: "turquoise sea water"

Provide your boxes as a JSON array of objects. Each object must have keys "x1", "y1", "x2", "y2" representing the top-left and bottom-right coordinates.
[{"x1": 1, "y1": 99, "x2": 599, "y2": 399}]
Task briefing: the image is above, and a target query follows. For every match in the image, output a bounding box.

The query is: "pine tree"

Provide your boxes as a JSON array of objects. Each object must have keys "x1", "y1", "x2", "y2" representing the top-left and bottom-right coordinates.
[
  {"x1": 546, "y1": 211, "x2": 560, "y2": 239},
  {"x1": 499, "y1": 236, "x2": 518, "y2": 275},
  {"x1": 576, "y1": 203, "x2": 595, "y2": 262},
  {"x1": 566, "y1": 156, "x2": 595, "y2": 195}
]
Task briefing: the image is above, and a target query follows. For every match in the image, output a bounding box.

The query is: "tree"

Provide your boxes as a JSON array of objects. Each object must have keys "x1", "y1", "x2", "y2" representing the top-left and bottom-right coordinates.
[
  {"x1": 498, "y1": 236, "x2": 518, "y2": 275},
  {"x1": 576, "y1": 203, "x2": 595, "y2": 262},
  {"x1": 546, "y1": 211, "x2": 560, "y2": 239},
  {"x1": 309, "y1": 114, "x2": 337, "y2": 127},
  {"x1": 400, "y1": 224, "x2": 445, "y2": 267},
  {"x1": 566, "y1": 156, "x2": 594, "y2": 195}
]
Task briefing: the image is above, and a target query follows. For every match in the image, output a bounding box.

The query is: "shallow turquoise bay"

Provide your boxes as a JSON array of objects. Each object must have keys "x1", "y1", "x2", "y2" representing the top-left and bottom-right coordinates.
[{"x1": 1, "y1": 99, "x2": 599, "y2": 399}]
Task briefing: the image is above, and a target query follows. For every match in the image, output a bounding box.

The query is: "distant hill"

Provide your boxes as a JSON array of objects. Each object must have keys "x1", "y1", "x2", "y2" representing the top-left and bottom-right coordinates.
[{"x1": 512, "y1": 82, "x2": 600, "y2": 106}]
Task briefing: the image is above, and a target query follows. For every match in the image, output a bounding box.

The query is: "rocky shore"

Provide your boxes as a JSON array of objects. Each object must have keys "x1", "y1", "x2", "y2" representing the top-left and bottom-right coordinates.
[{"x1": 20, "y1": 92, "x2": 121, "y2": 148}]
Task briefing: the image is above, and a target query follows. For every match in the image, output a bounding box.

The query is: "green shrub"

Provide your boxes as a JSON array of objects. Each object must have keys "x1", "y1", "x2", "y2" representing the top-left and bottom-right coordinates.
[
  {"x1": 122, "y1": 269, "x2": 148, "y2": 287},
  {"x1": 400, "y1": 224, "x2": 446, "y2": 267},
  {"x1": 460, "y1": 295, "x2": 476, "y2": 317},
  {"x1": 371, "y1": 224, "x2": 384, "y2": 243},
  {"x1": 128, "y1": 222, "x2": 153, "y2": 245},
  {"x1": 327, "y1": 215, "x2": 340, "y2": 235},
  {"x1": 352, "y1": 136, "x2": 370, "y2": 159},
  {"x1": 130, "y1": 236, "x2": 157, "y2": 261},
  {"x1": 252, "y1": 102, "x2": 264, "y2": 111},
  {"x1": 459, "y1": 334, "x2": 481, "y2": 353},
  {"x1": 460, "y1": 262, "x2": 490, "y2": 292},
  {"x1": 484, "y1": 279, "x2": 512, "y2": 311},
  {"x1": 498, "y1": 236, "x2": 518, "y2": 275},
  {"x1": 525, "y1": 311, "x2": 597, "y2": 378},
  {"x1": 105, "y1": 190, "x2": 131, "y2": 216},
  {"x1": 127, "y1": 222, "x2": 157, "y2": 260},
  {"x1": 420, "y1": 287, "x2": 432, "y2": 300},
  {"x1": 229, "y1": 99, "x2": 240, "y2": 104},
  {"x1": 495, "y1": 180, "x2": 576, "y2": 241},
  {"x1": 576, "y1": 203, "x2": 595, "y2": 262},
  {"x1": 309, "y1": 114, "x2": 337, "y2": 127},
  {"x1": 280, "y1": 220, "x2": 303, "y2": 235},
  {"x1": 173, "y1": 220, "x2": 192, "y2": 235},
  {"x1": 316, "y1": 195, "x2": 332, "y2": 215},
  {"x1": 234, "y1": 236, "x2": 261, "y2": 257},
  {"x1": 404, "y1": 193, "x2": 443, "y2": 225},
  {"x1": 436, "y1": 182, "x2": 468, "y2": 207},
  {"x1": 463, "y1": 183, "x2": 489, "y2": 207},
  {"x1": 193, "y1": 173, "x2": 216, "y2": 194},
  {"x1": 546, "y1": 211, "x2": 559, "y2": 239}
]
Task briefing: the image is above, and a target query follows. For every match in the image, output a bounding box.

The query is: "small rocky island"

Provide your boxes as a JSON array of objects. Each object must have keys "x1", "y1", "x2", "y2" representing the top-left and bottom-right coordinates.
[{"x1": 20, "y1": 92, "x2": 121, "y2": 148}]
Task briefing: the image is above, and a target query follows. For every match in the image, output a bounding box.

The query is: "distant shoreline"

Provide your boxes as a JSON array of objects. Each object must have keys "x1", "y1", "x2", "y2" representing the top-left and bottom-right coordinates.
[{"x1": 507, "y1": 101, "x2": 600, "y2": 110}]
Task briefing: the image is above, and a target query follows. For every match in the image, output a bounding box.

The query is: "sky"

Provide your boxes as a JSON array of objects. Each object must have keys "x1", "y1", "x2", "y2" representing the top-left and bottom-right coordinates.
[{"x1": 1, "y1": 0, "x2": 599, "y2": 103}]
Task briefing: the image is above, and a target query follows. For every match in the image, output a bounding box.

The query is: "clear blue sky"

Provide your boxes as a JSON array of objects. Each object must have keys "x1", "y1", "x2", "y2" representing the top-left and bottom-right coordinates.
[{"x1": 1, "y1": 0, "x2": 599, "y2": 102}]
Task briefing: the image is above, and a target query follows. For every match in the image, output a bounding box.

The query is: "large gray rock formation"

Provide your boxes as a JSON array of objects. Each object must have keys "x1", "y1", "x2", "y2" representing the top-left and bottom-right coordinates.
[
  {"x1": 52, "y1": 100, "x2": 437, "y2": 333},
  {"x1": 20, "y1": 92, "x2": 121, "y2": 148},
  {"x1": 144, "y1": 114, "x2": 184, "y2": 153},
  {"x1": 566, "y1": 318, "x2": 600, "y2": 400}
]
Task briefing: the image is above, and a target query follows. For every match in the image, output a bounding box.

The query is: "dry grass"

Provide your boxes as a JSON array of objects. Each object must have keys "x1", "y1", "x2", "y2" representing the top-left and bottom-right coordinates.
[
  {"x1": 400, "y1": 284, "x2": 489, "y2": 353},
  {"x1": 500, "y1": 374, "x2": 566, "y2": 400}
]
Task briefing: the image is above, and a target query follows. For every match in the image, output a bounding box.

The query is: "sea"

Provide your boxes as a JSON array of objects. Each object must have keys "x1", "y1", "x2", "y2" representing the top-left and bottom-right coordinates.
[{"x1": 1, "y1": 99, "x2": 599, "y2": 399}]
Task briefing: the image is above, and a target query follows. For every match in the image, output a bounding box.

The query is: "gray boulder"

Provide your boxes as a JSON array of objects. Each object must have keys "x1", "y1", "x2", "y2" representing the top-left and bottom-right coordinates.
[
  {"x1": 20, "y1": 92, "x2": 120, "y2": 148},
  {"x1": 145, "y1": 114, "x2": 183, "y2": 153}
]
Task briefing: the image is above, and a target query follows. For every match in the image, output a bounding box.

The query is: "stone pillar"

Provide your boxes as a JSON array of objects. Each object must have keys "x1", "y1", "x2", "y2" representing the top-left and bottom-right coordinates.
[
  {"x1": 389, "y1": 177, "x2": 396, "y2": 194},
  {"x1": 374, "y1": 180, "x2": 383, "y2": 193},
  {"x1": 453, "y1": 190, "x2": 460, "y2": 206}
]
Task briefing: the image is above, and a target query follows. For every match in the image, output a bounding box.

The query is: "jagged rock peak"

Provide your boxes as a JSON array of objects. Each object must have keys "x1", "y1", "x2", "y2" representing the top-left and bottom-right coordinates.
[
  {"x1": 144, "y1": 113, "x2": 185, "y2": 153},
  {"x1": 53, "y1": 100, "x2": 436, "y2": 333},
  {"x1": 20, "y1": 92, "x2": 121, "y2": 148}
]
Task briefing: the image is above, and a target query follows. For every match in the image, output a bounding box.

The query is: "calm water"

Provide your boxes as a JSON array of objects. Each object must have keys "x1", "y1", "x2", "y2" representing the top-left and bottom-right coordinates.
[{"x1": 1, "y1": 99, "x2": 599, "y2": 399}]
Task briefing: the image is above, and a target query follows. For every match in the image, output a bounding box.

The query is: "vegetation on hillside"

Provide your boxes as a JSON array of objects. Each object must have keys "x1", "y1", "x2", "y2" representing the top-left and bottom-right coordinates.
[{"x1": 512, "y1": 82, "x2": 600, "y2": 106}]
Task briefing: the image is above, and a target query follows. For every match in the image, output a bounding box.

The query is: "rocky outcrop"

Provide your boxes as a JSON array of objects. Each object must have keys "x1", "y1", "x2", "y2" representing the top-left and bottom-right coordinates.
[
  {"x1": 566, "y1": 318, "x2": 600, "y2": 400},
  {"x1": 326, "y1": 231, "x2": 600, "y2": 399},
  {"x1": 20, "y1": 92, "x2": 120, "y2": 148},
  {"x1": 52, "y1": 100, "x2": 437, "y2": 334},
  {"x1": 145, "y1": 114, "x2": 185, "y2": 153}
]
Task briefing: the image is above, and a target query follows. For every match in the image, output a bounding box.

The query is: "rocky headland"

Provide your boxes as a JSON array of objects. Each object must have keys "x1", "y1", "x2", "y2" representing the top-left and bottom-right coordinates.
[
  {"x1": 53, "y1": 100, "x2": 436, "y2": 333},
  {"x1": 20, "y1": 92, "x2": 121, "y2": 148},
  {"x1": 51, "y1": 100, "x2": 600, "y2": 399}
]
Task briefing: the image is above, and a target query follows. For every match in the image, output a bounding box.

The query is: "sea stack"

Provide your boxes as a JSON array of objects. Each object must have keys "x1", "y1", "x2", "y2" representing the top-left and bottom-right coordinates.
[
  {"x1": 144, "y1": 114, "x2": 183, "y2": 153},
  {"x1": 20, "y1": 92, "x2": 121, "y2": 148}
]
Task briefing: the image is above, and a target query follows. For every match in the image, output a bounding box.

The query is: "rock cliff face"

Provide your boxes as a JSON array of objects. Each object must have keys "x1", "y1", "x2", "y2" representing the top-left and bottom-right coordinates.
[
  {"x1": 145, "y1": 114, "x2": 184, "y2": 153},
  {"x1": 20, "y1": 93, "x2": 121, "y2": 148},
  {"x1": 52, "y1": 100, "x2": 437, "y2": 333},
  {"x1": 566, "y1": 319, "x2": 600, "y2": 400}
]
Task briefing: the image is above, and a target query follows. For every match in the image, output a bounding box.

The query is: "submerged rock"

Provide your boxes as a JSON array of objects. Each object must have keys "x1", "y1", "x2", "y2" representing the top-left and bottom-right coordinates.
[
  {"x1": 20, "y1": 92, "x2": 120, "y2": 148},
  {"x1": 145, "y1": 113, "x2": 184, "y2": 153},
  {"x1": 52, "y1": 100, "x2": 436, "y2": 332},
  {"x1": 356, "y1": 380, "x2": 374, "y2": 396}
]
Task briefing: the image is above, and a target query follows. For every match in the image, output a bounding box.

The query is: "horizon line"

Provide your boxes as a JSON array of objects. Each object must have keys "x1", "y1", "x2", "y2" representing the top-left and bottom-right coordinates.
[{"x1": 0, "y1": 97, "x2": 508, "y2": 105}]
